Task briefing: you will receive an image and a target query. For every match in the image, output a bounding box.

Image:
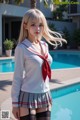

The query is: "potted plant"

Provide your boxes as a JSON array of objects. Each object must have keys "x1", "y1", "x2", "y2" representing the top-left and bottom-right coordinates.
[{"x1": 4, "y1": 39, "x2": 14, "y2": 57}]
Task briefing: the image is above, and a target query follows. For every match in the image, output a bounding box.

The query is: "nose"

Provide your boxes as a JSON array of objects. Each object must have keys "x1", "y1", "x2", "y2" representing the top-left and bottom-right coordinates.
[{"x1": 36, "y1": 26, "x2": 40, "y2": 31}]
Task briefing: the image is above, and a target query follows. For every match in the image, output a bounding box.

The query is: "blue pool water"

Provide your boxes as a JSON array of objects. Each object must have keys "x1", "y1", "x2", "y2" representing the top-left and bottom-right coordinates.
[
  {"x1": 0, "y1": 59, "x2": 14, "y2": 72},
  {"x1": 50, "y1": 51, "x2": 80, "y2": 69},
  {"x1": 0, "y1": 51, "x2": 80, "y2": 72},
  {"x1": 51, "y1": 83, "x2": 80, "y2": 120}
]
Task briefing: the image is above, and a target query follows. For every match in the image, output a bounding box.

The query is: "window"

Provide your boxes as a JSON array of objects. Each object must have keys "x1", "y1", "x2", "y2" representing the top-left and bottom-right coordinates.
[{"x1": 69, "y1": 0, "x2": 77, "y2": 13}]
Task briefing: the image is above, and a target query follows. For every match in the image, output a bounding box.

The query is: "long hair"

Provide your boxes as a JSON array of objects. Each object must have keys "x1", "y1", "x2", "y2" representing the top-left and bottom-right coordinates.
[{"x1": 18, "y1": 9, "x2": 67, "y2": 48}]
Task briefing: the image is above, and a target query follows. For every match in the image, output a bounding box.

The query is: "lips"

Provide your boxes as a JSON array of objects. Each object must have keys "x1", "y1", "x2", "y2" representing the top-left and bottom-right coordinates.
[{"x1": 35, "y1": 32, "x2": 39, "y2": 34}]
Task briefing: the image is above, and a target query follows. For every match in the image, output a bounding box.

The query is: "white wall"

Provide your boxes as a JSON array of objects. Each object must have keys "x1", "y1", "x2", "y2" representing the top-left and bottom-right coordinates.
[{"x1": 0, "y1": 3, "x2": 29, "y2": 17}]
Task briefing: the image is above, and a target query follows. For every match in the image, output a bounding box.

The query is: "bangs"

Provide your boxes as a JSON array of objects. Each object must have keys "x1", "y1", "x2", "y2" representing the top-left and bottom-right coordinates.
[{"x1": 27, "y1": 11, "x2": 44, "y2": 25}]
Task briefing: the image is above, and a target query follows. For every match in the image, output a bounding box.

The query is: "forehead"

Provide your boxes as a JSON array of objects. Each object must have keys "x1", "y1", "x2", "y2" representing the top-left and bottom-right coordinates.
[
  {"x1": 28, "y1": 12, "x2": 43, "y2": 23},
  {"x1": 30, "y1": 18, "x2": 43, "y2": 23}
]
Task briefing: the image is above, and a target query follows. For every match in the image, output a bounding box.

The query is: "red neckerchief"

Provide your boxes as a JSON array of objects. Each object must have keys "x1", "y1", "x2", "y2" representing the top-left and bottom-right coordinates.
[
  {"x1": 22, "y1": 42, "x2": 51, "y2": 82},
  {"x1": 38, "y1": 54, "x2": 51, "y2": 82}
]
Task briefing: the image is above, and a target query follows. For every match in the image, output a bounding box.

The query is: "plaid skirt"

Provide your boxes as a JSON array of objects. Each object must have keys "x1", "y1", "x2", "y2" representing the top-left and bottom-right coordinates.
[{"x1": 18, "y1": 91, "x2": 52, "y2": 108}]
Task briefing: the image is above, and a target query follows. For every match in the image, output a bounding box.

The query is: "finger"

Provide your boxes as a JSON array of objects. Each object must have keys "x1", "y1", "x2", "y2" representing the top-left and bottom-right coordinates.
[
  {"x1": 13, "y1": 111, "x2": 18, "y2": 119},
  {"x1": 16, "y1": 110, "x2": 20, "y2": 119},
  {"x1": 14, "y1": 112, "x2": 18, "y2": 119}
]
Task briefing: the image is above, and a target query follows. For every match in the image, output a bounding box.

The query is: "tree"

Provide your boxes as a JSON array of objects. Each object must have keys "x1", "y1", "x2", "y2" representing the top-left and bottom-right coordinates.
[
  {"x1": 0, "y1": 0, "x2": 52, "y2": 9},
  {"x1": 52, "y1": 0, "x2": 68, "y2": 20},
  {"x1": 15, "y1": 0, "x2": 37, "y2": 8},
  {"x1": 14, "y1": 0, "x2": 24, "y2": 5},
  {"x1": 0, "y1": 0, "x2": 24, "y2": 4},
  {"x1": 30, "y1": 0, "x2": 36, "y2": 8},
  {"x1": 30, "y1": 0, "x2": 49, "y2": 8},
  {"x1": 0, "y1": 0, "x2": 9, "y2": 3}
]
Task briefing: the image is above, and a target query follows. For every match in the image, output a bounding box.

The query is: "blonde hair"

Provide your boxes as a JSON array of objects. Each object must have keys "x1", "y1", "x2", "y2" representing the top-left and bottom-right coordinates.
[{"x1": 18, "y1": 9, "x2": 67, "y2": 48}]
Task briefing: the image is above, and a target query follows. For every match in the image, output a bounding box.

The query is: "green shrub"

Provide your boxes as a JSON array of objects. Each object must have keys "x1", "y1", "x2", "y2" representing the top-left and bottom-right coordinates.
[
  {"x1": 72, "y1": 29, "x2": 80, "y2": 47},
  {"x1": 62, "y1": 27, "x2": 71, "y2": 45},
  {"x1": 48, "y1": 22, "x2": 57, "y2": 31},
  {"x1": 4, "y1": 39, "x2": 14, "y2": 50}
]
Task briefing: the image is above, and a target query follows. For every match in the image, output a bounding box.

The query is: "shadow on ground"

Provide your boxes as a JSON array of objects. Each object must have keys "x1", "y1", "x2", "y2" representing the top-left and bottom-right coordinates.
[
  {"x1": 0, "y1": 79, "x2": 62, "y2": 91},
  {"x1": 0, "y1": 80, "x2": 12, "y2": 91},
  {"x1": 50, "y1": 79, "x2": 63, "y2": 84}
]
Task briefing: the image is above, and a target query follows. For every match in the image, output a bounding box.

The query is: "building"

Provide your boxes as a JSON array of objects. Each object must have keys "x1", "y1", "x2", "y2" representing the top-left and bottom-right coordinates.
[
  {"x1": 0, "y1": 0, "x2": 53, "y2": 55},
  {"x1": 68, "y1": 0, "x2": 80, "y2": 28},
  {"x1": 0, "y1": 0, "x2": 79, "y2": 54}
]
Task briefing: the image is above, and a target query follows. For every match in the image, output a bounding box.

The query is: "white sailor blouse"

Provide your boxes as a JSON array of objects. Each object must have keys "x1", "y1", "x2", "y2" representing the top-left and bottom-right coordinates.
[{"x1": 11, "y1": 39, "x2": 53, "y2": 107}]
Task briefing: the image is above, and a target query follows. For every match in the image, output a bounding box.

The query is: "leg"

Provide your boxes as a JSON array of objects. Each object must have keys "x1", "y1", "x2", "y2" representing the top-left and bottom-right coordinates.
[
  {"x1": 20, "y1": 115, "x2": 30, "y2": 120},
  {"x1": 20, "y1": 107, "x2": 36, "y2": 120},
  {"x1": 36, "y1": 105, "x2": 51, "y2": 120},
  {"x1": 29, "y1": 108, "x2": 36, "y2": 120},
  {"x1": 19, "y1": 107, "x2": 29, "y2": 120},
  {"x1": 19, "y1": 107, "x2": 37, "y2": 120}
]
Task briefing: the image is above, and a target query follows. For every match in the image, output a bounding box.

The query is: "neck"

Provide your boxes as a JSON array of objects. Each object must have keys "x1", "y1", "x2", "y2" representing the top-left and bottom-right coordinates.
[{"x1": 28, "y1": 35, "x2": 41, "y2": 44}]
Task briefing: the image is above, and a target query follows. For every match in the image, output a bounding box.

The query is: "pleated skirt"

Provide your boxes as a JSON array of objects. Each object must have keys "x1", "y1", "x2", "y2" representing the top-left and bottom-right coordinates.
[{"x1": 18, "y1": 91, "x2": 52, "y2": 108}]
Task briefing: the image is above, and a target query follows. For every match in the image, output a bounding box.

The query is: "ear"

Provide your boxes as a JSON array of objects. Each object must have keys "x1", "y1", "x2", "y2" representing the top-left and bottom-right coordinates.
[{"x1": 23, "y1": 22, "x2": 28, "y2": 30}]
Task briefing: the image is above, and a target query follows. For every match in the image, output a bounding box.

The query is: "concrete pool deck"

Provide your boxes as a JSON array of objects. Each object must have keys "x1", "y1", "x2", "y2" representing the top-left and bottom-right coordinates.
[{"x1": 0, "y1": 68, "x2": 80, "y2": 120}]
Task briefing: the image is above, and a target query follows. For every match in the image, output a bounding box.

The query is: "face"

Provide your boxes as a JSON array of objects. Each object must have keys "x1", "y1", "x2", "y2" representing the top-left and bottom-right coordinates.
[{"x1": 27, "y1": 18, "x2": 44, "y2": 41}]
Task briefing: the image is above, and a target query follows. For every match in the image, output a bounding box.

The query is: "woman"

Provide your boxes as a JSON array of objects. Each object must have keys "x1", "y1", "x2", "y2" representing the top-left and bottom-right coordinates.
[{"x1": 11, "y1": 9, "x2": 66, "y2": 120}]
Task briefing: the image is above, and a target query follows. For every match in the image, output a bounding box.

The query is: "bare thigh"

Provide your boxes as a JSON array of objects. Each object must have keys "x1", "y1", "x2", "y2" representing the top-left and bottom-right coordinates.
[
  {"x1": 19, "y1": 107, "x2": 36, "y2": 117},
  {"x1": 19, "y1": 107, "x2": 29, "y2": 117},
  {"x1": 36, "y1": 105, "x2": 52, "y2": 113},
  {"x1": 19, "y1": 105, "x2": 52, "y2": 117}
]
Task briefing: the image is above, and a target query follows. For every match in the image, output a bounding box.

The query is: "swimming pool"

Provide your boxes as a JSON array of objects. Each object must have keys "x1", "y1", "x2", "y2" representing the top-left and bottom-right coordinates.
[
  {"x1": 0, "y1": 59, "x2": 14, "y2": 72},
  {"x1": 50, "y1": 51, "x2": 80, "y2": 69},
  {"x1": 0, "y1": 51, "x2": 80, "y2": 72},
  {"x1": 51, "y1": 83, "x2": 80, "y2": 120}
]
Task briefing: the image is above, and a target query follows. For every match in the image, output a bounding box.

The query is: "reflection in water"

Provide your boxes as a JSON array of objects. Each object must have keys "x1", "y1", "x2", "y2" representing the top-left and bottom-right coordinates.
[
  {"x1": 55, "y1": 108, "x2": 72, "y2": 120},
  {"x1": 51, "y1": 85, "x2": 80, "y2": 120},
  {"x1": 0, "y1": 61, "x2": 14, "y2": 72},
  {"x1": 6, "y1": 62, "x2": 12, "y2": 67}
]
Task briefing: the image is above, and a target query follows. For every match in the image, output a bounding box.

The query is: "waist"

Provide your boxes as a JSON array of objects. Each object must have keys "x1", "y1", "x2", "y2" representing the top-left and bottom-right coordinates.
[{"x1": 21, "y1": 77, "x2": 50, "y2": 93}]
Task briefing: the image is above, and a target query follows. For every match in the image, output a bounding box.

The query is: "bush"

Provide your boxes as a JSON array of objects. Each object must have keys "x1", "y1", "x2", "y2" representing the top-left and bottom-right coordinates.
[
  {"x1": 62, "y1": 27, "x2": 71, "y2": 45},
  {"x1": 48, "y1": 22, "x2": 57, "y2": 31},
  {"x1": 72, "y1": 29, "x2": 80, "y2": 48},
  {"x1": 53, "y1": 10, "x2": 62, "y2": 20},
  {"x1": 4, "y1": 39, "x2": 14, "y2": 50}
]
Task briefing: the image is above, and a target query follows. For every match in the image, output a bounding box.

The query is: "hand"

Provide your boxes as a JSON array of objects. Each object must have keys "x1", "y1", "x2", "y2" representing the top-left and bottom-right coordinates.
[{"x1": 12, "y1": 107, "x2": 20, "y2": 120}]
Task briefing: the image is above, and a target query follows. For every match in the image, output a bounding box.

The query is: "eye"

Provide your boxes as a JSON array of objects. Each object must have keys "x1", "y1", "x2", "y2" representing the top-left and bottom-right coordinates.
[
  {"x1": 39, "y1": 23, "x2": 43, "y2": 27},
  {"x1": 31, "y1": 24, "x2": 35, "y2": 26}
]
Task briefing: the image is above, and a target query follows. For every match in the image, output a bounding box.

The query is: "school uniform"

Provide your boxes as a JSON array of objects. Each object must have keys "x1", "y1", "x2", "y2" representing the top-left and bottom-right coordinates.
[{"x1": 11, "y1": 39, "x2": 53, "y2": 108}]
